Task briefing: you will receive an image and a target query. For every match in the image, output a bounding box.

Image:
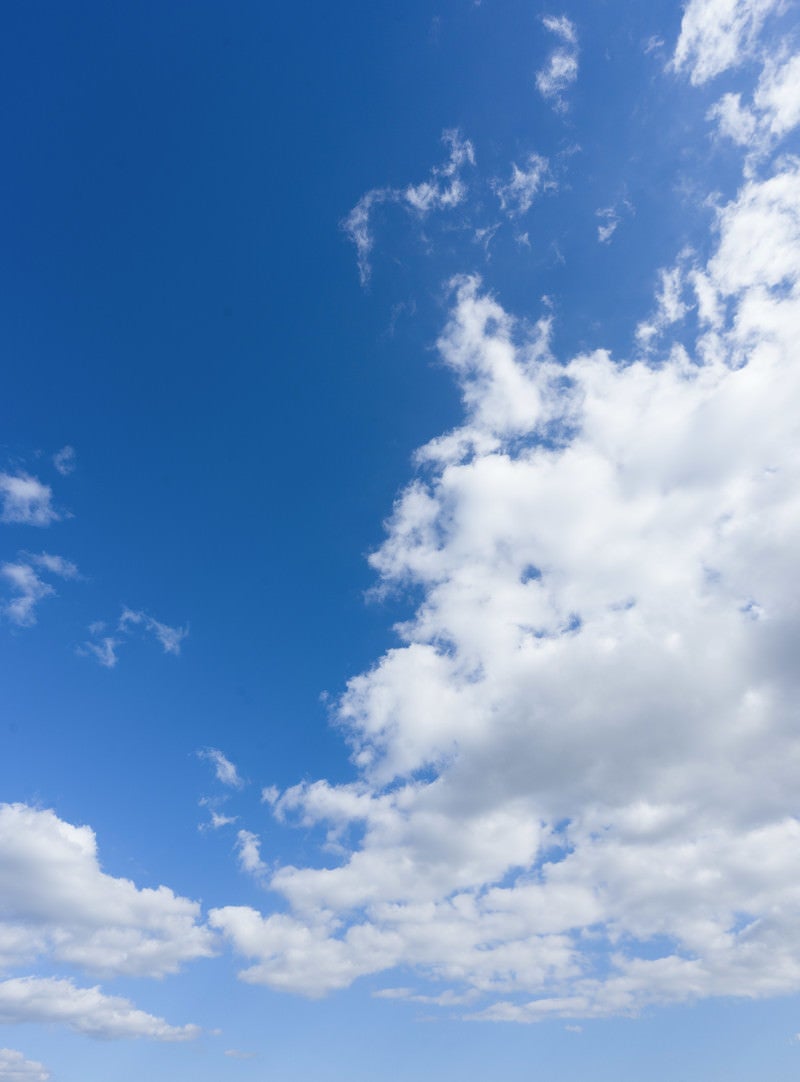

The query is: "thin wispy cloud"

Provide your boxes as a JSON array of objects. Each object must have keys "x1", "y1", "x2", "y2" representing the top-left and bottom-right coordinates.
[
  {"x1": 198, "y1": 747, "x2": 244, "y2": 789},
  {"x1": 342, "y1": 130, "x2": 476, "y2": 285},
  {"x1": 1, "y1": 553, "x2": 79, "y2": 627},
  {"x1": 493, "y1": 153, "x2": 553, "y2": 217},
  {"x1": 536, "y1": 14, "x2": 579, "y2": 112},
  {"x1": 52, "y1": 445, "x2": 76, "y2": 476}
]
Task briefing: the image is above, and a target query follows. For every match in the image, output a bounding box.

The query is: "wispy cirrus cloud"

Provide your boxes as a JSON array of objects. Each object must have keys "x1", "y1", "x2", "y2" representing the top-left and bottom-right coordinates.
[
  {"x1": 536, "y1": 14, "x2": 579, "y2": 112},
  {"x1": 342, "y1": 130, "x2": 476, "y2": 285},
  {"x1": 1, "y1": 553, "x2": 79, "y2": 627},
  {"x1": 198, "y1": 747, "x2": 244, "y2": 789},
  {"x1": 81, "y1": 608, "x2": 188, "y2": 668},
  {"x1": 492, "y1": 154, "x2": 554, "y2": 217},
  {"x1": 52, "y1": 445, "x2": 76, "y2": 476}
]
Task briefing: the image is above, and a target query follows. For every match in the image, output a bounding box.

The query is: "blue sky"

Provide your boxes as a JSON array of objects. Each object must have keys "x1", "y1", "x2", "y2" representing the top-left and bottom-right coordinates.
[{"x1": 2, "y1": 0, "x2": 800, "y2": 1078}]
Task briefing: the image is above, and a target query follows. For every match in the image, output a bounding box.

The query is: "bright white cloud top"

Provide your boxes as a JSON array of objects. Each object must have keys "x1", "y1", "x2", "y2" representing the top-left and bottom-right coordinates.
[{"x1": 213, "y1": 36, "x2": 800, "y2": 1019}]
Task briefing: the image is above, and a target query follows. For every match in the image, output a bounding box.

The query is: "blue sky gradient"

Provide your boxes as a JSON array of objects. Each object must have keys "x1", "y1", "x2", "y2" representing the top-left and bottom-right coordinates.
[{"x1": 2, "y1": 1, "x2": 800, "y2": 1078}]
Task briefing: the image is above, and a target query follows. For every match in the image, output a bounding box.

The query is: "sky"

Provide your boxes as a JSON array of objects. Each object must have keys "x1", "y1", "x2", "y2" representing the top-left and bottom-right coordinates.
[{"x1": 1, "y1": 0, "x2": 800, "y2": 1078}]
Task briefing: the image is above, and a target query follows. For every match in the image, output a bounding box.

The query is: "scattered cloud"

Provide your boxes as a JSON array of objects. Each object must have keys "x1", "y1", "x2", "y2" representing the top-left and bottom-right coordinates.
[
  {"x1": 82, "y1": 608, "x2": 188, "y2": 667},
  {"x1": 198, "y1": 748, "x2": 244, "y2": 789},
  {"x1": 52, "y1": 445, "x2": 76, "y2": 476},
  {"x1": 536, "y1": 15, "x2": 579, "y2": 112},
  {"x1": 708, "y1": 50, "x2": 800, "y2": 157},
  {"x1": 493, "y1": 154, "x2": 553, "y2": 217},
  {"x1": 224, "y1": 1049, "x2": 257, "y2": 1060},
  {"x1": 212, "y1": 144, "x2": 800, "y2": 1019},
  {"x1": 342, "y1": 130, "x2": 476, "y2": 285},
  {"x1": 672, "y1": 0, "x2": 784, "y2": 85},
  {"x1": 235, "y1": 830, "x2": 267, "y2": 880},
  {"x1": 1, "y1": 553, "x2": 79, "y2": 627},
  {"x1": 595, "y1": 201, "x2": 634, "y2": 245},
  {"x1": 0, "y1": 803, "x2": 215, "y2": 978},
  {"x1": 0, "y1": 474, "x2": 59, "y2": 527},
  {"x1": 119, "y1": 608, "x2": 188, "y2": 655},
  {"x1": 0, "y1": 1048, "x2": 49, "y2": 1082},
  {"x1": 0, "y1": 977, "x2": 199, "y2": 1041}
]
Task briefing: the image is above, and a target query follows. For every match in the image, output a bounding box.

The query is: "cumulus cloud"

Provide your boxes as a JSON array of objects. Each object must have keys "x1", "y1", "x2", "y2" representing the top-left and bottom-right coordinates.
[
  {"x1": 342, "y1": 130, "x2": 475, "y2": 284},
  {"x1": 0, "y1": 1048, "x2": 49, "y2": 1082},
  {"x1": 0, "y1": 803, "x2": 215, "y2": 978},
  {"x1": 0, "y1": 977, "x2": 198, "y2": 1041},
  {"x1": 672, "y1": 0, "x2": 784, "y2": 85},
  {"x1": 536, "y1": 15, "x2": 579, "y2": 112},
  {"x1": 709, "y1": 50, "x2": 800, "y2": 157},
  {"x1": 52, "y1": 445, "x2": 76, "y2": 476},
  {"x1": 212, "y1": 134, "x2": 800, "y2": 1020},
  {"x1": 493, "y1": 154, "x2": 553, "y2": 217},
  {"x1": 198, "y1": 748, "x2": 244, "y2": 789},
  {"x1": 1, "y1": 554, "x2": 79, "y2": 627},
  {"x1": 235, "y1": 830, "x2": 267, "y2": 880},
  {"x1": 0, "y1": 475, "x2": 59, "y2": 527}
]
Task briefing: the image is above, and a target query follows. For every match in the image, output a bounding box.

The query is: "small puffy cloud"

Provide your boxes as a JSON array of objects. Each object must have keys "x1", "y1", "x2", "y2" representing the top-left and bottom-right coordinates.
[
  {"x1": 236, "y1": 830, "x2": 267, "y2": 880},
  {"x1": 1, "y1": 554, "x2": 78, "y2": 627},
  {"x1": 342, "y1": 130, "x2": 475, "y2": 285},
  {"x1": 0, "y1": 475, "x2": 59, "y2": 527},
  {"x1": 52, "y1": 445, "x2": 76, "y2": 476},
  {"x1": 672, "y1": 0, "x2": 783, "y2": 85},
  {"x1": 198, "y1": 748, "x2": 244, "y2": 789},
  {"x1": 0, "y1": 977, "x2": 198, "y2": 1041},
  {"x1": 0, "y1": 803, "x2": 216, "y2": 978},
  {"x1": 536, "y1": 15, "x2": 579, "y2": 112},
  {"x1": 0, "y1": 1048, "x2": 49, "y2": 1082},
  {"x1": 493, "y1": 154, "x2": 553, "y2": 217}
]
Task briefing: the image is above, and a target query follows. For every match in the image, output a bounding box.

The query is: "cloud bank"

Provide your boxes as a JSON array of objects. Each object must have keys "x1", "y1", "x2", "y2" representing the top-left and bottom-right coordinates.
[{"x1": 214, "y1": 40, "x2": 800, "y2": 1017}]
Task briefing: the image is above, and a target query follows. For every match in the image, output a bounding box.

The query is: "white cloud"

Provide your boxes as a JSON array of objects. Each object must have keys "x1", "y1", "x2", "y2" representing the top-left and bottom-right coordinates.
[
  {"x1": 224, "y1": 1049, "x2": 256, "y2": 1059},
  {"x1": 536, "y1": 15, "x2": 579, "y2": 112},
  {"x1": 212, "y1": 152, "x2": 800, "y2": 1019},
  {"x1": 119, "y1": 608, "x2": 188, "y2": 655},
  {"x1": 635, "y1": 263, "x2": 691, "y2": 346},
  {"x1": 342, "y1": 130, "x2": 475, "y2": 285},
  {"x1": 52, "y1": 445, "x2": 76, "y2": 476},
  {"x1": 595, "y1": 202, "x2": 633, "y2": 245},
  {"x1": 708, "y1": 51, "x2": 800, "y2": 153},
  {"x1": 0, "y1": 803, "x2": 215, "y2": 978},
  {"x1": 236, "y1": 830, "x2": 267, "y2": 880},
  {"x1": 198, "y1": 748, "x2": 244, "y2": 789},
  {"x1": 81, "y1": 635, "x2": 120, "y2": 668},
  {"x1": 672, "y1": 0, "x2": 784, "y2": 85},
  {"x1": 541, "y1": 14, "x2": 577, "y2": 46},
  {"x1": 1, "y1": 554, "x2": 78, "y2": 627},
  {"x1": 493, "y1": 154, "x2": 553, "y2": 217},
  {"x1": 0, "y1": 977, "x2": 198, "y2": 1041},
  {"x1": 0, "y1": 1048, "x2": 49, "y2": 1082},
  {"x1": 0, "y1": 475, "x2": 59, "y2": 527}
]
